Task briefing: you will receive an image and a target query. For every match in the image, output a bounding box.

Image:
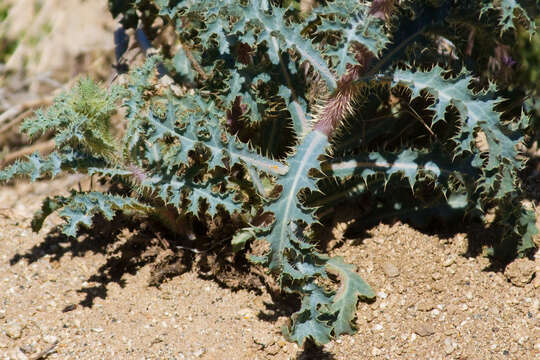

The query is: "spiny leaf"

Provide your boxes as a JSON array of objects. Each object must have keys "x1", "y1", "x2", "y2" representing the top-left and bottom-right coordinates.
[
  {"x1": 0, "y1": 152, "x2": 63, "y2": 182},
  {"x1": 123, "y1": 55, "x2": 162, "y2": 156},
  {"x1": 326, "y1": 256, "x2": 375, "y2": 336},
  {"x1": 173, "y1": 47, "x2": 196, "y2": 82},
  {"x1": 238, "y1": 0, "x2": 337, "y2": 89},
  {"x1": 263, "y1": 131, "x2": 329, "y2": 272},
  {"x1": 285, "y1": 283, "x2": 333, "y2": 346},
  {"x1": 58, "y1": 192, "x2": 151, "y2": 237},
  {"x1": 516, "y1": 207, "x2": 538, "y2": 255},
  {"x1": 393, "y1": 65, "x2": 524, "y2": 200},
  {"x1": 314, "y1": 0, "x2": 390, "y2": 77},
  {"x1": 0, "y1": 150, "x2": 108, "y2": 183},
  {"x1": 278, "y1": 85, "x2": 312, "y2": 136},
  {"x1": 481, "y1": 0, "x2": 536, "y2": 36},
  {"x1": 145, "y1": 93, "x2": 288, "y2": 174},
  {"x1": 21, "y1": 78, "x2": 122, "y2": 161},
  {"x1": 140, "y1": 173, "x2": 240, "y2": 216},
  {"x1": 31, "y1": 196, "x2": 69, "y2": 232},
  {"x1": 324, "y1": 147, "x2": 478, "y2": 190},
  {"x1": 185, "y1": 0, "x2": 337, "y2": 90}
]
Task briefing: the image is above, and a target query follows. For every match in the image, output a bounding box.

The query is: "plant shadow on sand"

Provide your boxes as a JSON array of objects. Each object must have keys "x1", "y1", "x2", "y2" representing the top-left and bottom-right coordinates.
[
  {"x1": 314, "y1": 194, "x2": 534, "y2": 273},
  {"x1": 9, "y1": 214, "x2": 162, "y2": 307},
  {"x1": 297, "y1": 341, "x2": 336, "y2": 360},
  {"x1": 8, "y1": 207, "x2": 277, "y2": 301},
  {"x1": 6, "y1": 212, "x2": 339, "y2": 358},
  {"x1": 5, "y1": 210, "x2": 360, "y2": 358}
]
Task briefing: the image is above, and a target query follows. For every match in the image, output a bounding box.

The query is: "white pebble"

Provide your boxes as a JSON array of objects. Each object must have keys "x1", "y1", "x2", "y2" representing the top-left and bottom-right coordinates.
[
  {"x1": 43, "y1": 335, "x2": 58, "y2": 344},
  {"x1": 193, "y1": 348, "x2": 206, "y2": 357},
  {"x1": 5, "y1": 323, "x2": 23, "y2": 339}
]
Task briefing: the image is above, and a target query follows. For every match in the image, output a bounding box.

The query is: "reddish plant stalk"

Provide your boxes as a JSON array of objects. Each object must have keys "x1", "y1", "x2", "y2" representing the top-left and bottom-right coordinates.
[{"x1": 313, "y1": 66, "x2": 362, "y2": 137}]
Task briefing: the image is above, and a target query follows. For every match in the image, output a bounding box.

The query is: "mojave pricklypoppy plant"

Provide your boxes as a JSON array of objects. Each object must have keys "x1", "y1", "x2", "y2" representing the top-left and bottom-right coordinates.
[{"x1": 2, "y1": 0, "x2": 537, "y2": 345}]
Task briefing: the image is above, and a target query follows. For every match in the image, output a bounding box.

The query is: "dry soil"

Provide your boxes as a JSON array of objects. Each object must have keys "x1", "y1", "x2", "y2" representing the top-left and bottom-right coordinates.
[{"x1": 0, "y1": 177, "x2": 538, "y2": 360}]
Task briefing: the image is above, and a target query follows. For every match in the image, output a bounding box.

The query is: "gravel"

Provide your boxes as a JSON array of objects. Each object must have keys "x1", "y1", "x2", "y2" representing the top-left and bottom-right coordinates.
[{"x1": 0, "y1": 178, "x2": 538, "y2": 359}]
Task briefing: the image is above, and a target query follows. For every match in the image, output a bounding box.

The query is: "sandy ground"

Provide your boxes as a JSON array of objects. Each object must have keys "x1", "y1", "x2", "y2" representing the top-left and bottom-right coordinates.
[{"x1": 0, "y1": 177, "x2": 538, "y2": 360}]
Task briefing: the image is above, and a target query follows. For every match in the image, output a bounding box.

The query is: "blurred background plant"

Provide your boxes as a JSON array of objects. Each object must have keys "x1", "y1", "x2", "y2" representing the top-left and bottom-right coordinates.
[
  {"x1": 0, "y1": 0, "x2": 116, "y2": 164},
  {"x1": 516, "y1": 17, "x2": 540, "y2": 136}
]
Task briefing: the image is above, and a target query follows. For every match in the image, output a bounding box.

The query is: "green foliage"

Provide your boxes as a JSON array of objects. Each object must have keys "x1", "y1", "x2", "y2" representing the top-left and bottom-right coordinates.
[
  {"x1": 481, "y1": 0, "x2": 537, "y2": 36},
  {"x1": 514, "y1": 15, "x2": 540, "y2": 129},
  {"x1": 21, "y1": 78, "x2": 122, "y2": 161},
  {"x1": 2, "y1": 0, "x2": 538, "y2": 347}
]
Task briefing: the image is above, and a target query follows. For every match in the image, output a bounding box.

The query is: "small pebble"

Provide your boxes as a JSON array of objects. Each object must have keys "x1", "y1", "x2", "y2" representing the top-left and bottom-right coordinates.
[
  {"x1": 531, "y1": 298, "x2": 540, "y2": 311},
  {"x1": 365, "y1": 313, "x2": 375, "y2": 323},
  {"x1": 150, "y1": 335, "x2": 164, "y2": 346},
  {"x1": 62, "y1": 304, "x2": 77, "y2": 312},
  {"x1": 43, "y1": 335, "x2": 58, "y2": 344},
  {"x1": 373, "y1": 237, "x2": 385, "y2": 244},
  {"x1": 72, "y1": 319, "x2": 81, "y2": 328},
  {"x1": 414, "y1": 323, "x2": 435, "y2": 337},
  {"x1": 504, "y1": 258, "x2": 535, "y2": 287},
  {"x1": 5, "y1": 322, "x2": 23, "y2": 339},
  {"x1": 371, "y1": 347, "x2": 383, "y2": 356},
  {"x1": 442, "y1": 255, "x2": 456, "y2": 267},
  {"x1": 431, "y1": 272, "x2": 442, "y2": 280},
  {"x1": 91, "y1": 328, "x2": 103, "y2": 333},
  {"x1": 237, "y1": 308, "x2": 254, "y2": 320},
  {"x1": 444, "y1": 337, "x2": 455, "y2": 354},
  {"x1": 265, "y1": 343, "x2": 280, "y2": 356},
  {"x1": 417, "y1": 300, "x2": 435, "y2": 312},
  {"x1": 382, "y1": 263, "x2": 400, "y2": 278},
  {"x1": 253, "y1": 332, "x2": 275, "y2": 348},
  {"x1": 533, "y1": 275, "x2": 540, "y2": 288},
  {"x1": 19, "y1": 344, "x2": 34, "y2": 355},
  {"x1": 193, "y1": 348, "x2": 206, "y2": 357},
  {"x1": 10, "y1": 348, "x2": 28, "y2": 360}
]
